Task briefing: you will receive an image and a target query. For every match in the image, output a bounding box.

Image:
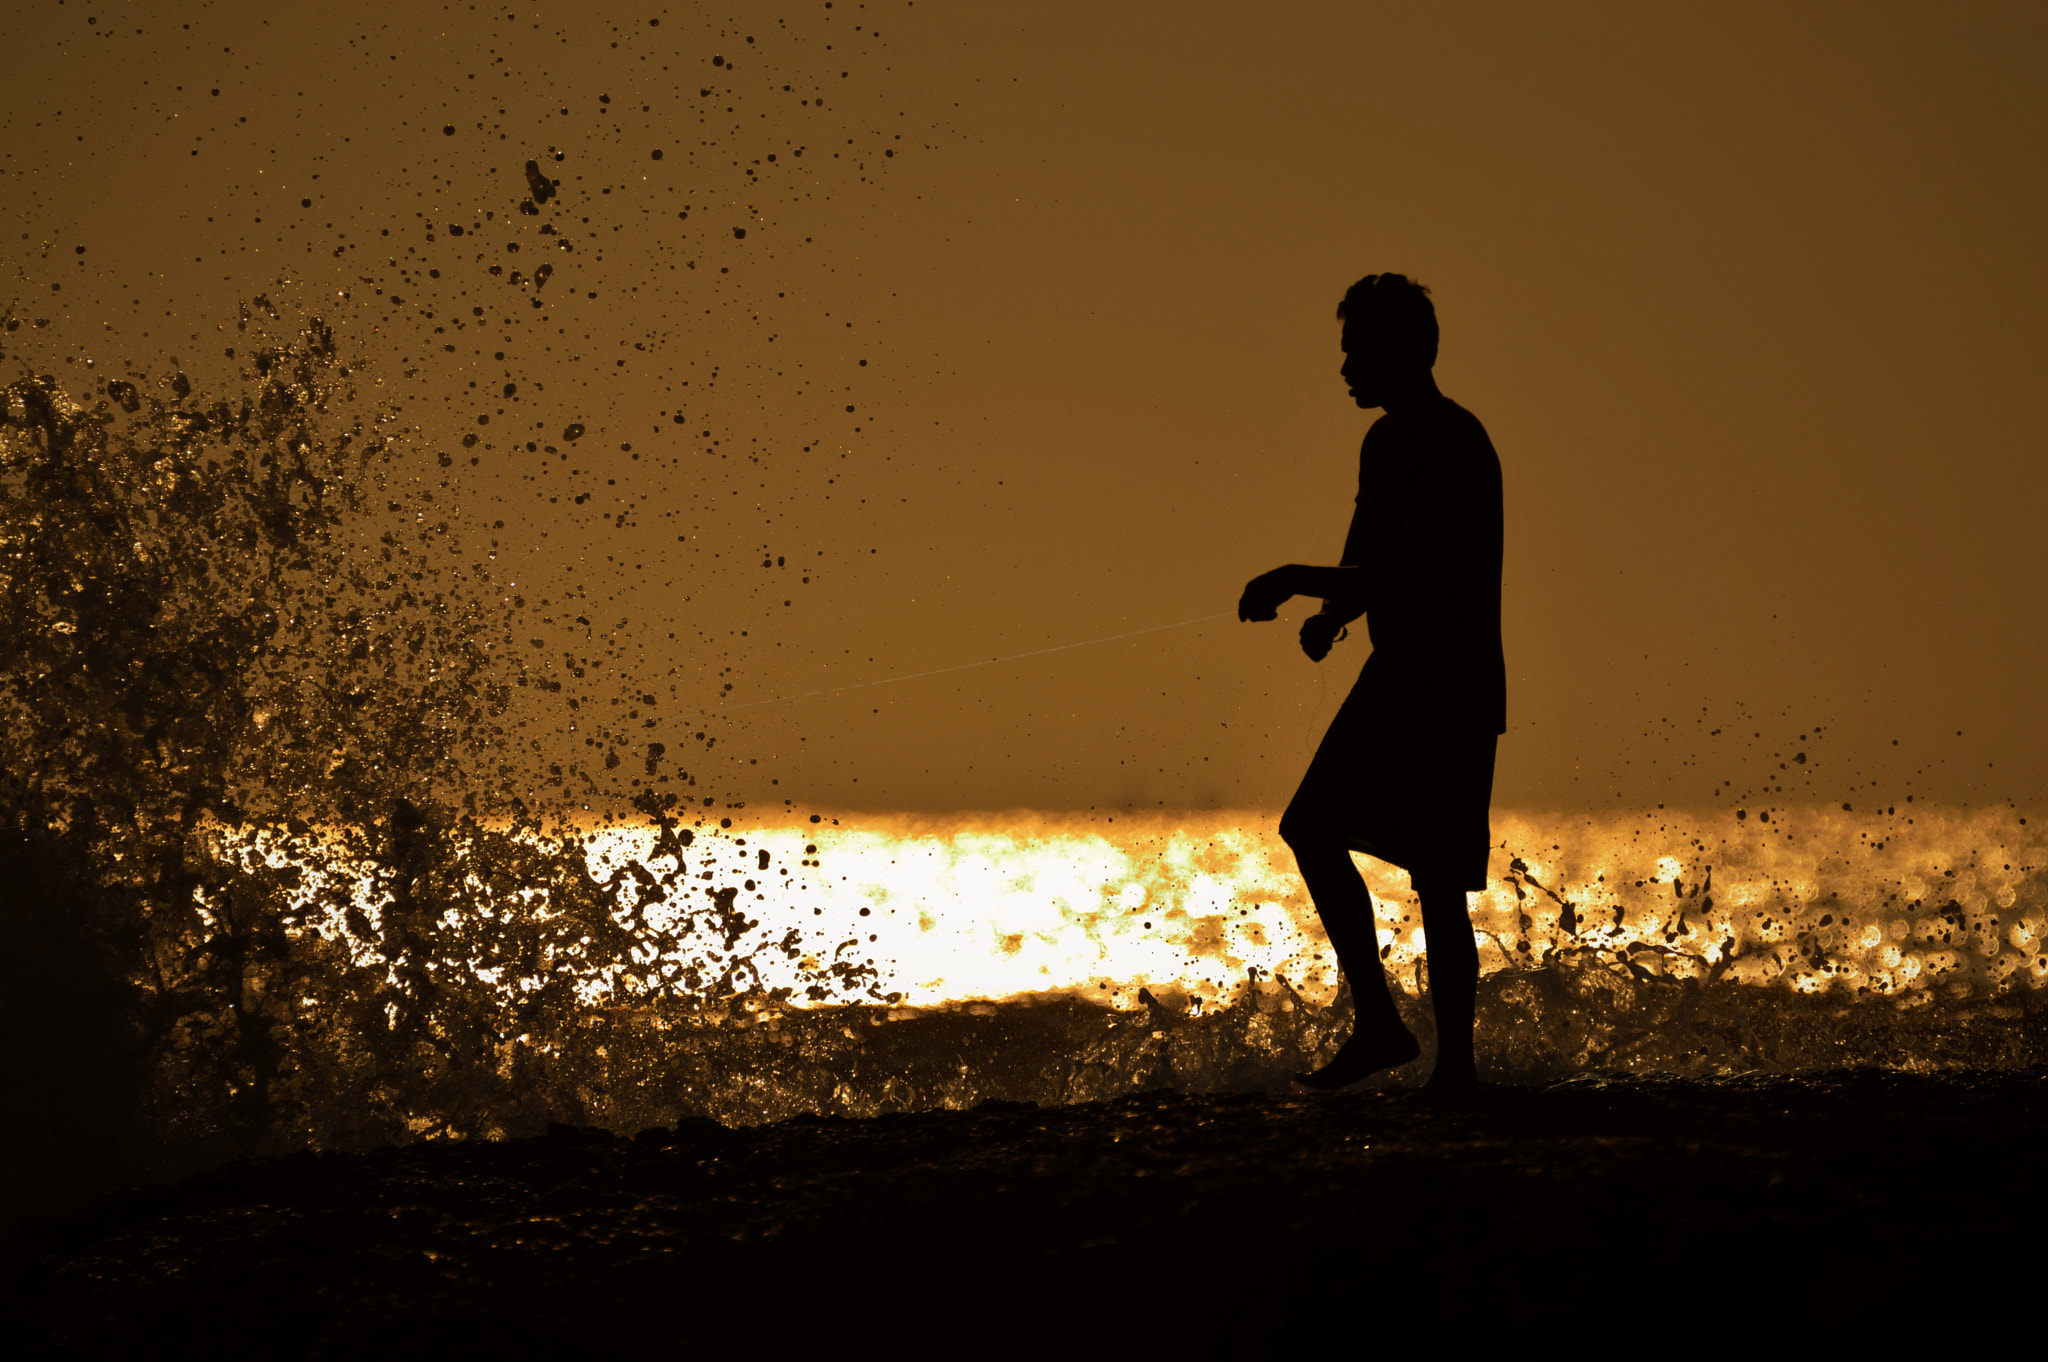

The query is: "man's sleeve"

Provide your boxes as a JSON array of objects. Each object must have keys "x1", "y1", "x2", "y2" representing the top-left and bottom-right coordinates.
[
  {"x1": 1325, "y1": 441, "x2": 1374, "y2": 618},
  {"x1": 1338, "y1": 434, "x2": 1373, "y2": 567},
  {"x1": 1338, "y1": 501, "x2": 1370, "y2": 569}
]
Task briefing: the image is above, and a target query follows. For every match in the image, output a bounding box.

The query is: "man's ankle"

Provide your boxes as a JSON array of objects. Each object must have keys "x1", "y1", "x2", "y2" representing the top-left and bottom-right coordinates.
[{"x1": 1356, "y1": 1011, "x2": 1407, "y2": 1038}]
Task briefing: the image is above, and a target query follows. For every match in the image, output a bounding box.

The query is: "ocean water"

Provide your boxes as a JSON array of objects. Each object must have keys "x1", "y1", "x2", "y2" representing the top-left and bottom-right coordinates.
[{"x1": 3, "y1": 322, "x2": 2043, "y2": 1226}]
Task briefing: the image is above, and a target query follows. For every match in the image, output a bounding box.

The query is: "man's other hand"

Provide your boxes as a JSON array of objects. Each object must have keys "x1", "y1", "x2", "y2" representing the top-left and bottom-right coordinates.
[
  {"x1": 1238, "y1": 567, "x2": 1298, "y2": 622},
  {"x1": 1299, "y1": 612, "x2": 1345, "y2": 662}
]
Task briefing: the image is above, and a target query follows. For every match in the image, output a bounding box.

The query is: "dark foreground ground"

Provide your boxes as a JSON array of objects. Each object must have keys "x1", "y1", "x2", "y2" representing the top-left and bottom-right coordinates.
[{"x1": 7, "y1": 1068, "x2": 2043, "y2": 1356}]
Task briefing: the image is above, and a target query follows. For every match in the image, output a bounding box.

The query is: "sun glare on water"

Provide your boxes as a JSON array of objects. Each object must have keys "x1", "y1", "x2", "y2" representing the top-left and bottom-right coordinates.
[{"x1": 214, "y1": 804, "x2": 2046, "y2": 1017}]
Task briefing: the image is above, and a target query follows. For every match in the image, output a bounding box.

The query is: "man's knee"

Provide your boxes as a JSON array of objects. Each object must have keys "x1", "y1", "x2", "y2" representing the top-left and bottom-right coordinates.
[
  {"x1": 1415, "y1": 883, "x2": 1474, "y2": 934},
  {"x1": 1413, "y1": 879, "x2": 1469, "y2": 910},
  {"x1": 1416, "y1": 884, "x2": 1478, "y2": 956},
  {"x1": 1279, "y1": 802, "x2": 1335, "y2": 855}
]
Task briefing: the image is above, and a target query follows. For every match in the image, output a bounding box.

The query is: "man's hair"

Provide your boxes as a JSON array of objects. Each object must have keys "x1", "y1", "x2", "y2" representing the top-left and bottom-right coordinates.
[{"x1": 1336, "y1": 273, "x2": 1438, "y2": 369}]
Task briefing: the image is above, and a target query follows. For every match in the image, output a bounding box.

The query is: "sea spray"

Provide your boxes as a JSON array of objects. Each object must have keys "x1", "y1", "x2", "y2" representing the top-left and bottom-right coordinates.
[{"x1": 4, "y1": 331, "x2": 2044, "y2": 1227}]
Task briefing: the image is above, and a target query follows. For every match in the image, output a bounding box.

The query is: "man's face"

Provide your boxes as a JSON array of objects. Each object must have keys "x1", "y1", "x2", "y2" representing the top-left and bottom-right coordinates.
[{"x1": 1339, "y1": 325, "x2": 1394, "y2": 409}]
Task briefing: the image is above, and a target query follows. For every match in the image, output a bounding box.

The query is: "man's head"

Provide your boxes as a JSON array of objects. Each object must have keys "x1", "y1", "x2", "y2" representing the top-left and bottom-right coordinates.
[{"x1": 1337, "y1": 273, "x2": 1437, "y2": 409}]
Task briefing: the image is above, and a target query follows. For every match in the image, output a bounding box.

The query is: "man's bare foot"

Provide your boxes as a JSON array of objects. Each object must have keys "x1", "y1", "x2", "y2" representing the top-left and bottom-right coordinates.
[
  {"x1": 1294, "y1": 1027, "x2": 1421, "y2": 1090},
  {"x1": 1424, "y1": 1064, "x2": 1480, "y2": 1089}
]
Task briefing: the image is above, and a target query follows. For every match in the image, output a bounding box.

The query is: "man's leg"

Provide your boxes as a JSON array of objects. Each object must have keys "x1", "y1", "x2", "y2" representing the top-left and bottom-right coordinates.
[
  {"x1": 1280, "y1": 806, "x2": 1419, "y2": 1088},
  {"x1": 1416, "y1": 882, "x2": 1479, "y2": 1084},
  {"x1": 1279, "y1": 808, "x2": 1403, "y2": 1034}
]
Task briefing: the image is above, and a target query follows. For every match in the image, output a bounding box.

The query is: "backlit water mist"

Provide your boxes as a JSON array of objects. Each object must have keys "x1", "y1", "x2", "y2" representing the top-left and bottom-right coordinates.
[
  {"x1": 7, "y1": 5, "x2": 2048, "y2": 1234},
  {"x1": 4, "y1": 334, "x2": 2043, "y2": 1229}
]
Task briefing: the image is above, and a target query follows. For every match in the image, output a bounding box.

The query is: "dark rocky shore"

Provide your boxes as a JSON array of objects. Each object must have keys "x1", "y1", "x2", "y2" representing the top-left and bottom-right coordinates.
[{"x1": 7, "y1": 1067, "x2": 2042, "y2": 1355}]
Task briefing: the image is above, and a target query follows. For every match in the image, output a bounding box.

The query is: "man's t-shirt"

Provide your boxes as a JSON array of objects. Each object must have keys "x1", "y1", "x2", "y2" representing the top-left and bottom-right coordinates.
[{"x1": 1331, "y1": 395, "x2": 1505, "y2": 734}]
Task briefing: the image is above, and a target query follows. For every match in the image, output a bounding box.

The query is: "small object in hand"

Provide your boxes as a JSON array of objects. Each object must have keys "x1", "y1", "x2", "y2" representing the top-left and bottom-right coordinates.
[{"x1": 1299, "y1": 613, "x2": 1347, "y2": 662}]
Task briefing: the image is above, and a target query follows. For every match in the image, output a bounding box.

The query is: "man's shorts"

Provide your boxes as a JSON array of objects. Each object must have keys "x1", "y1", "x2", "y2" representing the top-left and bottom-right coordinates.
[{"x1": 1284, "y1": 679, "x2": 1498, "y2": 893}]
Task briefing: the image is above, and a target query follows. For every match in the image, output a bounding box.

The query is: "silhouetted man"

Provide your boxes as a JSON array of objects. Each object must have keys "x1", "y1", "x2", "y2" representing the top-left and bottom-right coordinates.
[{"x1": 1239, "y1": 273, "x2": 1505, "y2": 1088}]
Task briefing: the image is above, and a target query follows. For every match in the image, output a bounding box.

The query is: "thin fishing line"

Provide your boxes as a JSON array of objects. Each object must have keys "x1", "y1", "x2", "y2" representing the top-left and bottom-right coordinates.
[
  {"x1": 703, "y1": 610, "x2": 1236, "y2": 715},
  {"x1": 1303, "y1": 622, "x2": 1347, "y2": 755}
]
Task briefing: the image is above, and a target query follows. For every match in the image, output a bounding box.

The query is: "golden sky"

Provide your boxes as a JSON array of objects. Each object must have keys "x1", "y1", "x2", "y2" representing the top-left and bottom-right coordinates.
[{"x1": 7, "y1": 1, "x2": 2044, "y2": 815}]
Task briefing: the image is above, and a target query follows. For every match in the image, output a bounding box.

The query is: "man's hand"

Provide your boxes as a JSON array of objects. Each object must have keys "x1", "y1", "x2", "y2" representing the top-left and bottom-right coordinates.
[
  {"x1": 1237, "y1": 566, "x2": 1300, "y2": 622},
  {"x1": 1299, "y1": 612, "x2": 1346, "y2": 662}
]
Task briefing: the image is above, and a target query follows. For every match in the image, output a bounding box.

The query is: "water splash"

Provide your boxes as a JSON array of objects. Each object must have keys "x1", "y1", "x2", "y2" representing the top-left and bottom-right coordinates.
[
  {"x1": 0, "y1": 315, "x2": 533, "y2": 1212},
  {"x1": 3, "y1": 339, "x2": 2042, "y2": 1229}
]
